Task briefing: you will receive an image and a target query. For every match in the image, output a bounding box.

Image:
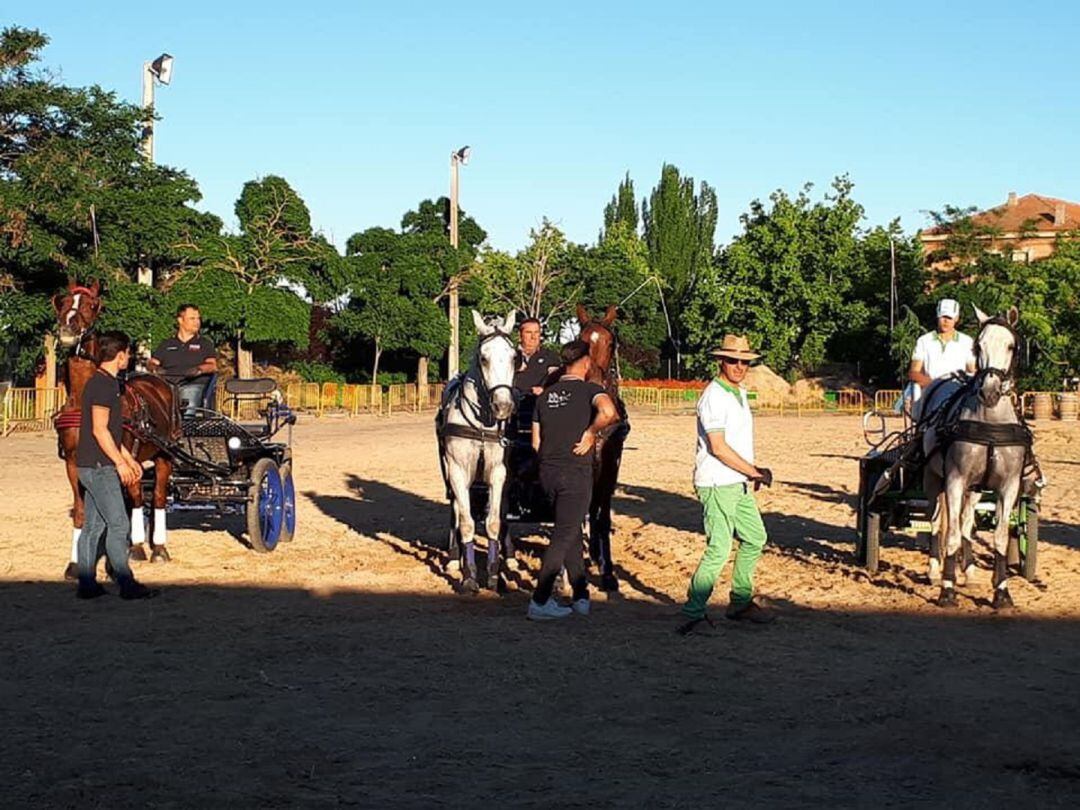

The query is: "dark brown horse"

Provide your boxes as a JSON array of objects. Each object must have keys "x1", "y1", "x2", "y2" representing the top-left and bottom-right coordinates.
[
  {"x1": 52, "y1": 279, "x2": 179, "y2": 579},
  {"x1": 576, "y1": 304, "x2": 630, "y2": 592}
]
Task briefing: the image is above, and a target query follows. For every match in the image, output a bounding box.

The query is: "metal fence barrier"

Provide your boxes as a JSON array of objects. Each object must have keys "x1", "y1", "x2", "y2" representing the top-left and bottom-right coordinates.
[{"x1": 2, "y1": 386, "x2": 67, "y2": 435}]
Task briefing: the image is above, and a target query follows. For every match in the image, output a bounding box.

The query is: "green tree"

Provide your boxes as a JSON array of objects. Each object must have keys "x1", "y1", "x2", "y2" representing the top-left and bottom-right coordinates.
[
  {"x1": 642, "y1": 163, "x2": 717, "y2": 373},
  {"x1": 686, "y1": 177, "x2": 864, "y2": 377},
  {"x1": 602, "y1": 172, "x2": 638, "y2": 239}
]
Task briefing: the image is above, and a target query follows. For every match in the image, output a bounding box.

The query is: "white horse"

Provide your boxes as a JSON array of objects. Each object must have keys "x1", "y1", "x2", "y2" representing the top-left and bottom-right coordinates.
[
  {"x1": 436, "y1": 310, "x2": 518, "y2": 593},
  {"x1": 923, "y1": 305, "x2": 1030, "y2": 609}
]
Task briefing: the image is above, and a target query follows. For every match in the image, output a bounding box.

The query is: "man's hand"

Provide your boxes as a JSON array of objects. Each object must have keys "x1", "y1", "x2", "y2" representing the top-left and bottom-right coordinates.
[
  {"x1": 118, "y1": 461, "x2": 140, "y2": 487},
  {"x1": 753, "y1": 467, "x2": 773, "y2": 490},
  {"x1": 573, "y1": 429, "x2": 597, "y2": 455},
  {"x1": 530, "y1": 386, "x2": 544, "y2": 395}
]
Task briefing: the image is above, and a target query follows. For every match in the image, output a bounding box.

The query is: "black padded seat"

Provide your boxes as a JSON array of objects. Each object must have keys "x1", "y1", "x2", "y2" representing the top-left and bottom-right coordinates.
[{"x1": 224, "y1": 377, "x2": 278, "y2": 395}]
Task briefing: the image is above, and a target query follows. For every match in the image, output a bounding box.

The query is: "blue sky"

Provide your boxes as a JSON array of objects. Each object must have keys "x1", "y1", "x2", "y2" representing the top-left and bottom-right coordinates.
[{"x1": 19, "y1": 1, "x2": 1080, "y2": 252}]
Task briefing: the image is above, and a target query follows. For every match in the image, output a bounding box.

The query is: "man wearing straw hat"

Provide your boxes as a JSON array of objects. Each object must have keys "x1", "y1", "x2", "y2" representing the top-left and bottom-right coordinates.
[{"x1": 678, "y1": 334, "x2": 774, "y2": 635}]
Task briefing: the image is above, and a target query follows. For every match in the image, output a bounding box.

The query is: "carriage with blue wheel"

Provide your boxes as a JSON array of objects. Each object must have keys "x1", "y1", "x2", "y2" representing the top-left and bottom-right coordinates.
[{"x1": 141, "y1": 377, "x2": 297, "y2": 553}]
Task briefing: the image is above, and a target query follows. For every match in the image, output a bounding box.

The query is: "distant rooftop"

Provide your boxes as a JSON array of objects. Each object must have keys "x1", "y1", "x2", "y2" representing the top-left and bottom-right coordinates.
[{"x1": 921, "y1": 192, "x2": 1080, "y2": 237}]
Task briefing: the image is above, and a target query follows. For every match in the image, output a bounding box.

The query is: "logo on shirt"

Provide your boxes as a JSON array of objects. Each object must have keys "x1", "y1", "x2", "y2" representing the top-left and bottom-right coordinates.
[{"x1": 545, "y1": 390, "x2": 572, "y2": 409}]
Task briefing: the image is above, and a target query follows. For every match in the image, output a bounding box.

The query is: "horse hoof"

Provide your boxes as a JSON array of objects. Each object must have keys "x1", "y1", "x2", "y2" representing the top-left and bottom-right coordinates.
[
  {"x1": 600, "y1": 573, "x2": 620, "y2": 593},
  {"x1": 129, "y1": 545, "x2": 148, "y2": 562},
  {"x1": 150, "y1": 547, "x2": 172, "y2": 564},
  {"x1": 992, "y1": 588, "x2": 1015, "y2": 610},
  {"x1": 928, "y1": 558, "x2": 941, "y2": 585},
  {"x1": 63, "y1": 562, "x2": 78, "y2": 581},
  {"x1": 460, "y1": 577, "x2": 480, "y2": 595},
  {"x1": 936, "y1": 587, "x2": 958, "y2": 608}
]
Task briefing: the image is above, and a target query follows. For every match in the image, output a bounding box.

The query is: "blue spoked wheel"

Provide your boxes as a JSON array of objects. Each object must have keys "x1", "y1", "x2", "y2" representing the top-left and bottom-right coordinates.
[
  {"x1": 279, "y1": 461, "x2": 296, "y2": 544},
  {"x1": 247, "y1": 457, "x2": 283, "y2": 553}
]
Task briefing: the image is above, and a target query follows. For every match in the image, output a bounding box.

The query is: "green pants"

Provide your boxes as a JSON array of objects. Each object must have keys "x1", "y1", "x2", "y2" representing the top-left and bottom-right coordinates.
[{"x1": 682, "y1": 483, "x2": 768, "y2": 619}]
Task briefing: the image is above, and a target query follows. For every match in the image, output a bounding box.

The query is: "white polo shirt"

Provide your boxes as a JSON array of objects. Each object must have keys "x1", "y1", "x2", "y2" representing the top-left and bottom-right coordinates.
[
  {"x1": 694, "y1": 378, "x2": 754, "y2": 488},
  {"x1": 911, "y1": 330, "x2": 974, "y2": 380}
]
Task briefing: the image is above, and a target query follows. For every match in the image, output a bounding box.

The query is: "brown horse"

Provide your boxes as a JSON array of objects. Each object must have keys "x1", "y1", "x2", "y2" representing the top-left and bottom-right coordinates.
[
  {"x1": 53, "y1": 279, "x2": 179, "y2": 579},
  {"x1": 576, "y1": 304, "x2": 630, "y2": 592}
]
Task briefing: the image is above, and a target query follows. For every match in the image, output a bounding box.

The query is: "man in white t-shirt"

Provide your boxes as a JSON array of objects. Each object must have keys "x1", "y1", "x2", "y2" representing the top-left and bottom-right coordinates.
[
  {"x1": 678, "y1": 334, "x2": 774, "y2": 634},
  {"x1": 906, "y1": 298, "x2": 976, "y2": 419}
]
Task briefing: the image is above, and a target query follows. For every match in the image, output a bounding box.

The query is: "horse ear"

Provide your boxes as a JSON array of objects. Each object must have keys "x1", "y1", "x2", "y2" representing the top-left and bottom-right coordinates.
[
  {"x1": 67, "y1": 276, "x2": 77, "y2": 290},
  {"x1": 52, "y1": 293, "x2": 66, "y2": 314},
  {"x1": 1007, "y1": 306, "x2": 1019, "y2": 326},
  {"x1": 601, "y1": 305, "x2": 617, "y2": 327},
  {"x1": 576, "y1": 303, "x2": 590, "y2": 326},
  {"x1": 502, "y1": 310, "x2": 517, "y2": 334},
  {"x1": 89, "y1": 279, "x2": 100, "y2": 295},
  {"x1": 471, "y1": 310, "x2": 489, "y2": 334},
  {"x1": 973, "y1": 305, "x2": 990, "y2": 325}
]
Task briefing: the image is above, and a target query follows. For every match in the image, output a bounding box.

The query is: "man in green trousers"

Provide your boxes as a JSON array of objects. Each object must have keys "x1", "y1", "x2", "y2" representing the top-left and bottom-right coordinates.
[{"x1": 678, "y1": 334, "x2": 774, "y2": 634}]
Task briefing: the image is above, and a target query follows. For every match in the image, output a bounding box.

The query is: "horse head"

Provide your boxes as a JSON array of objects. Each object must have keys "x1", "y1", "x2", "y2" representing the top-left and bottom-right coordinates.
[
  {"x1": 973, "y1": 304, "x2": 1020, "y2": 408},
  {"x1": 576, "y1": 303, "x2": 618, "y2": 386},
  {"x1": 470, "y1": 309, "x2": 517, "y2": 421},
  {"x1": 52, "y1": 278, "x2": 102, "y2": 349}
]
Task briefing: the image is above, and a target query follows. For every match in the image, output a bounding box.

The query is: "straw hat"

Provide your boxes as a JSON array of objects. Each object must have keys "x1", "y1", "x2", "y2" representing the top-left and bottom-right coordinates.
[{"x1": 709, "y1": 334, "x2": 761, "y2": 361}]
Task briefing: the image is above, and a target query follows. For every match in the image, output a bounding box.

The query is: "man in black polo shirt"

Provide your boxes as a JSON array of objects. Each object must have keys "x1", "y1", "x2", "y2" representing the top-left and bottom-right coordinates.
[
  {"x1": 528, "y1": 340, "x2": 618, "y2": 620},
  {"x1": 149, "y1": 303, "x2": 217, "y2": 417},
  {"x1": 513, "y1": 318, "x2": 561, "y2": 396},
  {"x1": 76, "y1": 331, "x2": 158, "y2": 600}
]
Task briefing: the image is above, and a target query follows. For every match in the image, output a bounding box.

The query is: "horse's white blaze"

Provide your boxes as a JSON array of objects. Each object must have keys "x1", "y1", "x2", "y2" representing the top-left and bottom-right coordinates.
[{"x1": 67, "y1": 294, "x2": 81, "y2": 325}]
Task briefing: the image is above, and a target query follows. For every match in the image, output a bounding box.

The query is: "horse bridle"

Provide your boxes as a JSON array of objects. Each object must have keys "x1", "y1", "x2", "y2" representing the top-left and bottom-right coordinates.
[
  {"x1": 455, "y1": 328, "x2": 516, "y2": 432},
  {"x1": 973, "y1": 316, "x2": 1022, "y2": 394},
  {"x1": 60, "y1": 286, "x2": 102, "y2": 360}
]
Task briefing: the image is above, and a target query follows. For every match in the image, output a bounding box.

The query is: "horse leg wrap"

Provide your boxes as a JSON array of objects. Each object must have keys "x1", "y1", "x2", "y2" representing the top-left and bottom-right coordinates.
[
  {"x1": 942, "y1": 554, "x2": 957, "y2": 590},
  {"x1": 130, "y1": 507, "x2": 146, "y2": 545},
  {"x1": 464, "y1": 542, "x2": 477, "y2": 577},
  {"x1": 153, "y1": 508, "x2": 167, "y2": 545},
  {"x1": 993, "y1": 552, "x2": 1009, "y2": 590},
  {"x1": 70, "y1": 527, "x2": 81, "y2": 563}
]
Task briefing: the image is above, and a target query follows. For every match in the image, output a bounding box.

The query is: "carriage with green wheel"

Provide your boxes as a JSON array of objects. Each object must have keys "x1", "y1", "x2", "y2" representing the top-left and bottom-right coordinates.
[
  {"x1": 855, "y1": 405, "x2": 1040, "y2": 579},
  {"x1": 142, "y1": 377, "x2": 298, "y2": 552}
]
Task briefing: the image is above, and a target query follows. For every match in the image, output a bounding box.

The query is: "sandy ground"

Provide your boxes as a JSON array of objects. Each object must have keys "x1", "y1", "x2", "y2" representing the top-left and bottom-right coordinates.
[{"x1": 1, "y1": 411, "x2": 1079, "y2": 807}]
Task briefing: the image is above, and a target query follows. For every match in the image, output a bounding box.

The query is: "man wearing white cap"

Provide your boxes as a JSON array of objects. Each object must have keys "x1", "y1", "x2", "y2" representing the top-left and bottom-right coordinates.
[{"x1": 906, "y1": 298, "x2": 976, "y2": 419}]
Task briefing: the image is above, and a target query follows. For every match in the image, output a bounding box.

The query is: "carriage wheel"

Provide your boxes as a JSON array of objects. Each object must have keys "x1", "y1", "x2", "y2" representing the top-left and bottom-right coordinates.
[
  {"x1": 1021, "y1": 504, "x2": 1038, "y2": 582},
  {"x1": 278, "y1": 461, "x2": 296, "y2": 544},
  {"x1": 247, "y1": 458, "x2": 283, "y2": 553}
]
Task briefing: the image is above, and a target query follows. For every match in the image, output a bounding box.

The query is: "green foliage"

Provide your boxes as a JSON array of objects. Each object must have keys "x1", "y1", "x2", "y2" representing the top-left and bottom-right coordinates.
[
  {"x1": 0, "y1": 286, "x2": 50, "y2": 378},
  {"x1": 642, "y1": 164, "x2": 717, "y2": 367},
  {"x1": 602, "y1": 172, "x2": 638, "y2": 238},
  {"x1": 399, "y1": 197, "x2": 487, "y2": 258},
  {"x1": 289, "y1": 360, "x2": 345, "y2": 385},
  {"x1": 686, "y1": 177, "x2": 864, "y2": 377}
]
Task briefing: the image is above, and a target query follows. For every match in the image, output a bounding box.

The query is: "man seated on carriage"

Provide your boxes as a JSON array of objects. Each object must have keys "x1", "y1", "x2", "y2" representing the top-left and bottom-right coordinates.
[
  {"x1": 905, "y1": 298, "x2": 976, "y2": 421},
  {"x1": 512, "y1": 317, "x2": 561, "y2": 418},
  {"x1": 149, "y1": 303, "x2": 217, "y2": 418}
]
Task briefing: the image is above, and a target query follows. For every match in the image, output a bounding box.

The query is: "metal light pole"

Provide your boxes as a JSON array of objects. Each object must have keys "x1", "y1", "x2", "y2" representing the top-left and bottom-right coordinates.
[
  {"x1": 447, "y1": 145, "x2": 470, "y2": 378},
  {"x1": 889, "y1": 238, "x2": 897, "y2": 334},
  {"x1": 138, "y1": 53, "x2": 174, "y2": 286}
]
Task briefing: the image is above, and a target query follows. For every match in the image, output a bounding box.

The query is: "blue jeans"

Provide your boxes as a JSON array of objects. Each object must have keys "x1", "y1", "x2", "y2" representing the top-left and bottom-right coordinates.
[
  {"x1": 77, "y1": 465, "x2": 133, "y2": 585},
  {"x1": 178, "y1": 380, "x2": 207, "y2": 417}
]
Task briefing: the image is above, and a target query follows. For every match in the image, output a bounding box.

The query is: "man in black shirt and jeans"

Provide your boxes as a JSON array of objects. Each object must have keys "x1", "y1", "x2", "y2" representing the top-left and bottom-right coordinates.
[
  {"x1": 76, "y1": 331, "x2": 158, "y2": 600},
  {"x1": 528, "y1": 340, "x2": 618, "y2": 620},
  {"x1": 149, "y1": 303, "x2": 217, "y2": 417}
]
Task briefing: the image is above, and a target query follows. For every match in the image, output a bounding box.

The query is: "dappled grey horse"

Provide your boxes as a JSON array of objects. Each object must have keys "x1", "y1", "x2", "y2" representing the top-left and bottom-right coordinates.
[
  {"x1": 436, "y1": 310, "x2": 517, "y2": 593},
  {"x1": 922, "y1": 305, "x2": 1031, "y2": 609}
]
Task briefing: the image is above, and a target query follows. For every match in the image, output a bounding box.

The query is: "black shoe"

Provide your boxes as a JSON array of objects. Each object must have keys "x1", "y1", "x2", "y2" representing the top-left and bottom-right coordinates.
[
  {"x1": 76, "y1": 582, "x2": 108, "y2": 600},
  {"x1": 676, "y1": 614, "x2": 716, "y2": 636},
  {"x1": 725, "y1": 598, "x2": 776, "y2": 624},
  {"x1": 150, "y1": 546, "x2": 172, "y2": 563},
  {"x1": 63, "y1": 562, "x2": 79, "y2": 581},
  {"x1": 119, "y1": 581, "x2": 160, "y2": 600}
]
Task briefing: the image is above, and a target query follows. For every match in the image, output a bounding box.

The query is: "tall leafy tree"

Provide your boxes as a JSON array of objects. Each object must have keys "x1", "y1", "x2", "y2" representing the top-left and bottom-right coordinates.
[
  {"x1": 642, "y1": 163, "x2": 717, "y2": 374},
  {"x1": 602, "y1": 172, "x2": 638, "y2": 239}
]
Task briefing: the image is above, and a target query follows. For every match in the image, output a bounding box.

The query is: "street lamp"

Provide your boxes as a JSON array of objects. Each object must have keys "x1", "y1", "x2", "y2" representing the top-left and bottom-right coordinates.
[
  {"x1": 138, "y1": 53, "x2": 174, "y2": 287},
  {"x1": 447, "y1": 144, "x2": 470, "y2": 378}
]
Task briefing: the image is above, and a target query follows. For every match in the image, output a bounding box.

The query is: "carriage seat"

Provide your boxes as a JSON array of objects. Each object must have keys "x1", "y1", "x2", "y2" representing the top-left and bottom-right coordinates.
[{"x1": 224, "y1": 377, "x2": 279, "y2": 437}]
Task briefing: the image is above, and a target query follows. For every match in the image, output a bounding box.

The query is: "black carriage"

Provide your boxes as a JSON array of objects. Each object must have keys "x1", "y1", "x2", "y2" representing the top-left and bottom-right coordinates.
[
  {"x1": 855, "y1": 405, "x2": 1040, "y2": 579},
  {"x1": 142, "y1": 377, "x2": 297, "y2": 552}
]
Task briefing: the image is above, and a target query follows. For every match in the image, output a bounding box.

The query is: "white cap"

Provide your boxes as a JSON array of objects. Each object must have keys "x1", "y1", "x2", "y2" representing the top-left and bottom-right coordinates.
[{"x1": 937, "y1": 298, "x2": 960, "y2": 320}]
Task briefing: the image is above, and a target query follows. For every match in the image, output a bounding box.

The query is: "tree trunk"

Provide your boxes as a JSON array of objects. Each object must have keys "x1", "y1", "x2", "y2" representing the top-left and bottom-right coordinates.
[
  {"x1": 237, "y1": 331, "x2": 254, "y2": 379},
  {"x1": 417, "y1": 356, "x2": 429, "y2": 388}
]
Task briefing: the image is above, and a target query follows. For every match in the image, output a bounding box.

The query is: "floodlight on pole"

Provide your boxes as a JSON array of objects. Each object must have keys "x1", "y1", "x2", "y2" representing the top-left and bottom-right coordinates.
[
  {"x1": 138, "y1": 52, "x2": 175, "y2": 288},
  {"x1": 447, "y1": 145, "x2": 471, "y2": 378}
]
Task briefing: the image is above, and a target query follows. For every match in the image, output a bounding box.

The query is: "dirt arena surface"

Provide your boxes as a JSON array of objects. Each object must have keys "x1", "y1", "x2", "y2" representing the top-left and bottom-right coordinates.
[{"x1": 2, "y1": 411, "x2": 1079, "y2": 807}]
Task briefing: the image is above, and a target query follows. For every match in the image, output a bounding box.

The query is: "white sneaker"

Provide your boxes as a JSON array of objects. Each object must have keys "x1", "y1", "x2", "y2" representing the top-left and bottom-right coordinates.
[
  {"x1": 571, "y1": 598, "x2": 590, "y2": 616},
  {"x1": 527, "y1": 598, "x2": 572, "y2": 621}
]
